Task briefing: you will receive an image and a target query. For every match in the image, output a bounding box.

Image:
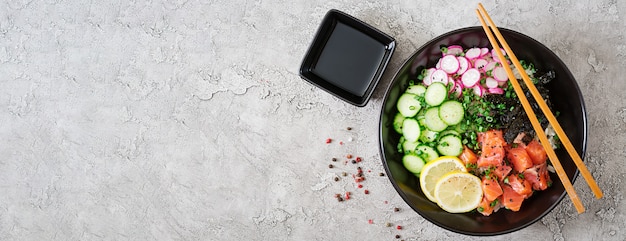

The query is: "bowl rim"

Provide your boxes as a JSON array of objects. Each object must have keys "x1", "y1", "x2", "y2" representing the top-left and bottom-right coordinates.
[{"x1": 378, "y1": 26, "x2": 588, "y2": 236}]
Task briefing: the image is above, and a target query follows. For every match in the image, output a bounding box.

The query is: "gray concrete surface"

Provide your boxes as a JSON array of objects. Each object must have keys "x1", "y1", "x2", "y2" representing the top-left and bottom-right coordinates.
[{"x1": 0, "y1": 0, "x2": 624, "y2": 240}]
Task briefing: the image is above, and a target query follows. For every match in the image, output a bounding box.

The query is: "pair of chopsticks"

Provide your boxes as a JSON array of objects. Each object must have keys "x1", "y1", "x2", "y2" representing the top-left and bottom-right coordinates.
[{"x1": 475, "y1": 3, "x2": 603, "y2": 214}]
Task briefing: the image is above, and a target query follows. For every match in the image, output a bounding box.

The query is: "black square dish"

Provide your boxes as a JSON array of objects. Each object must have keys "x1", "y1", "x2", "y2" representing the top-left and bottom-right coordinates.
[{"x1": 300, "y1": 9, "x2": 396, "y2": 107}]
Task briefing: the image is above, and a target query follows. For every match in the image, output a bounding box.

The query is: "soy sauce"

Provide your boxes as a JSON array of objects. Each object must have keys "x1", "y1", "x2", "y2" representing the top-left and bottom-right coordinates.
[{"x1": 312, "y1": 22, "x2": 387, "y2": 97}]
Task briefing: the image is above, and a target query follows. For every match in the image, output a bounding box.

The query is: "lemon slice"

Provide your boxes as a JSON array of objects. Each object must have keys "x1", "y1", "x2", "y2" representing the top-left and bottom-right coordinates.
[
  {"x1": 434, "y1": 172, "x2": 483, "y2": 213},
  {"x1": 419, "y1": 156, "x2": 467, "y2": 203}
]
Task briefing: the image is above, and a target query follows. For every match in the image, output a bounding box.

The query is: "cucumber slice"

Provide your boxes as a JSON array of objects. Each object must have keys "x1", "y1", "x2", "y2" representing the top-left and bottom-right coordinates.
[
  {"x1": 402, "y1": 118, "x2": 421, "y2": 143},
  {"x1": 402, "y1": 154, "x2": 425, "y2": 174},
  {"x1": 424, "y1": 82, "x2": 447, "y2": 106},
  {"x1": 424, "y1": 107, "x2": 448, "y2": 132},
  {"x1": 416, "y1": 145, "x2": 439, "y2": 163},
  {"x1": 419, "y1": 128, "x2": 439, "y2": 143},
  {"x1": 402, "y1": 140, "x2": 419, "y2": 154},
  {"x1": 397, "y1": 93, "x2": 421, "y2": 117},
  {"x1": 438, "y1": 100, "x2": 465, "y2": 125},
  {"x1": 439, "y1": 129, "x2": 461, "y2": 138},
  {"x1": 436, "y1": 135, "x2": 463, "y2": 156},
  {"x1": 406, "y1": 84, "x2": 427, "y2": 96},
  {"x1": 393, "y1": 113, "x2": 405, "y2": 134}
]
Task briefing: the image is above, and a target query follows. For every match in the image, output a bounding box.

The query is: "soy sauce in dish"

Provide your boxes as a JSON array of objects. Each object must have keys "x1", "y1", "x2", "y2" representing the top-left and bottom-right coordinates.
[{"x1": 312, "y1": 22, "x2": 387, "y2": 97}]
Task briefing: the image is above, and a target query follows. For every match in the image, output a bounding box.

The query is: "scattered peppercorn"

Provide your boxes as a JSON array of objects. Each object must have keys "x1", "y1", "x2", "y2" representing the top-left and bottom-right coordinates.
[
  {"x1": 356, "y1": 172, "x2": 363, "y2": 177},
  {"x1": 396, "y1": 225, "x2": 402, "y2": 230},
  {"x1": 379, "y1": 172, "x2": 385, "y2": 176},
  {"x1": 328, "y1": 164, "x2": 334, "y2": 168},
  {"x1": 395, "y1": 235, "x2": 401, "y2": 239},
  {"x1": 364, "y1": 190, "x2": 369, "y2": 194},
  {"x1": 346, "y1": 154, "x2": 353, "y2": 159},
  {"x1": 347, "y1": 127, "x2": 352, "y2": 130},
  {"x1": 326, "y1": 138, "x2": 332, "y2": 144},
  {"x1": 356, "y1": 157, "x2": 362, "y2": 162},
  {"x1": 385, "y1": 222, "x2": 392, "y2": 227},
  {"x1": 337, "y1": 197, "x2": 344, "y2": 202},
  {"x1": 335, "y1": 193, "x2": 341, "y2": 198},
  {"x1": 332, "y1": 158, "x2": 337, "y2": 162},
  {"x1": 334, "y1": 177, "x2": 339, "y2": 182},
  {"x1": 342, "y1": 172, "x2": 347, "y2": 176},
  {"x1": 351, "y1": 160, "x2": 357, "y2": 164},
  {"x1": 394, "y1": 207, "x2": 400, "y2": 212}
]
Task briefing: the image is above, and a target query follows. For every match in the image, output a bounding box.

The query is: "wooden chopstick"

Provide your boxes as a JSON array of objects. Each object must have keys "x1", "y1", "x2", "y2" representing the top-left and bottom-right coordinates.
[
  {"x1": 475, "y1": 5, "x2": 598, "y2": 214},
  {"x1": 476, "y1": 3, "x2": 603, "y2": 201}
]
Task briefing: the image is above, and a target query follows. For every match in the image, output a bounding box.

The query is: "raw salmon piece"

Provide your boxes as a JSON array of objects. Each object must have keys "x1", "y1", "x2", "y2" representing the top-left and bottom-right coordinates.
[
  {"x1": 477, "y1": 196, "x2": 495, "y2": 216},
  {"x1": 525, "y1": 140, "x2": 548, "y2": 165},
  {"x1": 507, "y1": 146, "x2": 533, "y2": 172},
  {"x1": 477, "y1": 130, "x2": 505, "y2": 168},
  {"x1": 502, "y1": 184, "x2": 525, "y2": 211},
  {"x1": 493, "y1": 164, "x2": 512, "y2": 182},
  {"x1": 506, "y1": 174, "x2": 533, "y2": 198},
  {"x1": 524, "y1": 163, "x2": 552, "y2": 191},
  {"x1": 482, "y1": 177, "x2": 503, "y2": 202},
  {"x1": 460, "y1": 146, "x2": 478, "y2": 166}
]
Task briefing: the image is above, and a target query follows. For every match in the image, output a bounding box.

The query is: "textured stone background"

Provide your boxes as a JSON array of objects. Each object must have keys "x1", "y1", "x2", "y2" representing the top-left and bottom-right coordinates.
[{"x1": 1, "y1": 0, "x2": 624, "y2": 240}]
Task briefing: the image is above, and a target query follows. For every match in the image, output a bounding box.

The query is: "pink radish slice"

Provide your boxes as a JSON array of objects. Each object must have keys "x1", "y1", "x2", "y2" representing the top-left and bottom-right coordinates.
[
  {"x1": 484, "y1": 61, "x2": 498, "y2": 72},
  {"x1": 440, "y1": 55, "x2": 460, "y2": 74},
  {"x1": 492, "y1": 66, "x2": 508, "y2": 82},
  {"x1": 485, "y1": 77, "x2": 499, "y2": 88},
  {"x1": 492, "y1": 48, "x2": 506, "y2": 57},
  {"x1": 456, "y1": 56, "x2": 470, "y2": 75},
  {"x1": 488, "y1": 87, "x2": 504, "y2": 95},
  {"x1": 473, "y1": 58, "x2": 488, "y2": 70},
  {"x1": 452, "y1": 83, "x2": 463, "y2": 98},
  {"x1": 446, "y1": 45, "x2": 464, "y2": 56},
  {"x1": 422, "y1": 68, "x2": 436, "y2": 85},
  {"x1": 480, "y1": 47, "x2": 489, "y2": 57},
  {"x1": 472, "y1": 85, "x2": 484, "y2": 97},
  {"x1": 436, "y1": 58, "x2": 442, "y2": 69},
  {"x1": 461, "y1": 68, "x2": 481, "y2": 88},
  {"x1": 430, "y1": 69, "x2": 448, "y2": 85},
  {"x1": 465, "y1": 48, "x2": 482, "y2": 59},
  {"x1": 448, "y1": 78, "x2": 456, "y2": 93}
]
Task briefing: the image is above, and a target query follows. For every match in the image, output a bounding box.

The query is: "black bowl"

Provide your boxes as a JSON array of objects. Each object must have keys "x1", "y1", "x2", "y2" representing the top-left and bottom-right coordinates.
[{"x1": 378, "y1": 26, "x2": 587, "y2": 236}]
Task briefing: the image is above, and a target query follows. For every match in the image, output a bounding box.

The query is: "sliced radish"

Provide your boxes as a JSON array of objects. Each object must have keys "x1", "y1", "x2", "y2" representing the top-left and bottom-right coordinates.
[
  {"x1": 488, "y1": 87, "x2": 504, "y2": 95},
  {"x1": 480, "y1": 47, "x2": 489, "y2": 57},
  {"x1": 440, "y1": 55, "x2": 460, "y2": 74},
  {"x1": 473, "y1": 58, "x2": 488, "y2": 70},
  {"x1": 485, "y1": 77, "x2": 499, "y2": 88},
  {"x1": 456, "y1": 56, "x2": 470, "y2": 75},
  {"x1": 465, "y1": 48, "x2": 482, "y2": 59},
  {"x1": 472, "y1": 84, "x2": 485, "y2": 97},
  {"x1": 492, "y1": 48, "x2": 506, "y2": 57},
  {"x1": 430, "y1": 69, "x2": 448, "y2": 85},
  {"x1": 446, "y1": 45, "x2": 464, "y2": 56},
  {"x1": 484, "y1": 61, "x2": 498, "y2": 73},
  {"x1": 448, "y1": 79, "x2": 456, "y2": 93},
  {"x1": 436, "y1": 58, "x2": 442, "y2": 69},
  {"x1": 453, "y1": 83, "x2": 463, "y2": 98},
  {"x1": 422, "y1": 68, "x2": 436, "y2": 85},
  {"x1": 492, "y1": 66, "x2": 508, "y2": 82},
  {"x1": 461, "y1": 68, "x2": 481, "y2": 88}
]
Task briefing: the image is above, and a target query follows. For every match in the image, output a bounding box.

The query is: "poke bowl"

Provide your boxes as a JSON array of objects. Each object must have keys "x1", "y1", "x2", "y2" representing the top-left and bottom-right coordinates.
[{"x1": 378, "y1": 26, "x2": 587, "y2": 235}]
